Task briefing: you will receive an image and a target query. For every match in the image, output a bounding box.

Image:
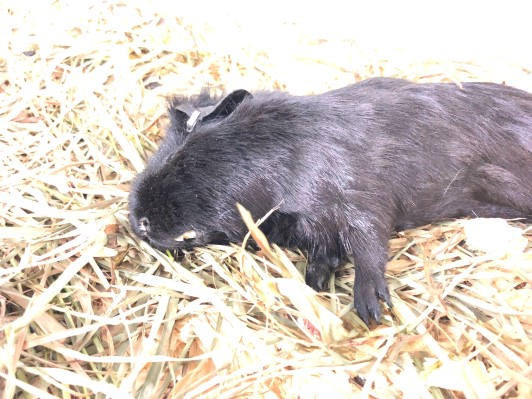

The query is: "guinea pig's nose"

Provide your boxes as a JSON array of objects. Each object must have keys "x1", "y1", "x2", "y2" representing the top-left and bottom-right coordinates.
[{"x1": 138, "y1": 217, "x2": 150, "y2": 235}]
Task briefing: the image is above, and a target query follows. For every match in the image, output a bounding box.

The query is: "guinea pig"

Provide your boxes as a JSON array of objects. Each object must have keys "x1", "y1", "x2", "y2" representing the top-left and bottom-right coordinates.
[{"x1": 129, "y1": 77, "x2": 532, "y2": 324}]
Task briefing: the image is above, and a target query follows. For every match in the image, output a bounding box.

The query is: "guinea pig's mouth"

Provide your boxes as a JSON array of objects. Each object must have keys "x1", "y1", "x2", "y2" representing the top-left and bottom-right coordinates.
[
  {"x1": 141, "y1": 229, "x2": 230, "y2": 251},
  {"x1": 145, "y1": 234, "x2": 199, "y2": 251},
  {"x1": 174, "y1": 230, "x2": 197, "y2": 242}
]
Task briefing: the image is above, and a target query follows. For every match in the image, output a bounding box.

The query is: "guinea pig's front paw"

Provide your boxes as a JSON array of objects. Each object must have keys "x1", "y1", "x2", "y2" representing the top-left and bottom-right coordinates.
[
  {"x1": 305, "y1": 262, "x2": 331, "y2": 291},
  {"x1": 304, "y1": 255, "x2": 341, "y2": 291},
  {"x1": 353, "y1": 276, "x2": 392, "y2": 325}
]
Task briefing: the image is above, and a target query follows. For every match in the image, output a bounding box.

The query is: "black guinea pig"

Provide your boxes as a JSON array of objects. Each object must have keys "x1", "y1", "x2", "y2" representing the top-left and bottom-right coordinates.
[{"x1": 129, "y1": 77, "x2": 532, "y2": 324}]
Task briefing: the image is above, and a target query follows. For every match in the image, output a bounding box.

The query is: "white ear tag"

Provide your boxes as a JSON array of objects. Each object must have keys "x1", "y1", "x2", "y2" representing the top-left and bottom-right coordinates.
[{"x1": 186, "y1": 110, "x2": 201, "y2": 132}]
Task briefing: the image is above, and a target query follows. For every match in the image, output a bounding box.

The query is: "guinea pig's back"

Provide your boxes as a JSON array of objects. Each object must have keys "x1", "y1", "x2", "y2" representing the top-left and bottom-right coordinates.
[
  {"x1": 308, "y1": 79, "x2": 532, "y2": 222},
  {"x1": 328, "y1": 78, "x2": 531, "y2": 173}
]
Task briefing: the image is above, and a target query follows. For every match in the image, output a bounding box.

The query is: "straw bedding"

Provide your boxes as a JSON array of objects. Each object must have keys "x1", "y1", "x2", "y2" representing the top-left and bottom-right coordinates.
[{"x1": 1, "y1": 1, "x2": 530, "y2": 398}]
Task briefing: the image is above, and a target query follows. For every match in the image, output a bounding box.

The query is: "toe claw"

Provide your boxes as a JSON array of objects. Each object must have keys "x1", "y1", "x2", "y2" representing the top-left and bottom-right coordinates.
[{"x1": 354, "y1": 277, "x2": 392, "y2": 325}]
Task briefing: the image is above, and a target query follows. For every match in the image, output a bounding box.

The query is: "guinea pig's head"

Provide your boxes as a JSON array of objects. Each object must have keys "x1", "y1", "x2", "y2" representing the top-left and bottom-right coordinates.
[
  {"x1": 128, "y1": 89, "x2": 252, "y2": 250},
  {"x1": 128, "y1": 167, "x2": 224, "y2": 250}
]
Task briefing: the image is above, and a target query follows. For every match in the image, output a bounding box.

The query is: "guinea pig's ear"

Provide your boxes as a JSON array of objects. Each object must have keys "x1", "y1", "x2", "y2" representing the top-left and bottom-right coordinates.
[
  {"x1": 168, "y1": 96, "x2": 195, "y2": 134},
  {"x1": 168, "y1": 108, "x2": 189, "y2": 133},
  {"x1": 201, "y1": 89, "x2": 252, "y2": 123}
]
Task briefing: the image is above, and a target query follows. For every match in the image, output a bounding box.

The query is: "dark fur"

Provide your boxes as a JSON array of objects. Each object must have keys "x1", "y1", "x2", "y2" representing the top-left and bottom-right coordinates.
[{"x1": 129, "y1": 78, "x2": 532, "y2": 324}]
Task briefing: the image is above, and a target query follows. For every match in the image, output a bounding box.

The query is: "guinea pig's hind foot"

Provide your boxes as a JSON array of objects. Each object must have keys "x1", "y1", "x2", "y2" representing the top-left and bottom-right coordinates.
[{"x1": 468, "y1": 163, "x2": 532, "y2": 214}]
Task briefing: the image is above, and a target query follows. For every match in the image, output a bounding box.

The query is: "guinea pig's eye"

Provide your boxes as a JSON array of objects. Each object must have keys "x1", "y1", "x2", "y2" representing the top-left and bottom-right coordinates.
[{"x1": 175, "y1": 230, "x2": 196, "y2": 242}]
